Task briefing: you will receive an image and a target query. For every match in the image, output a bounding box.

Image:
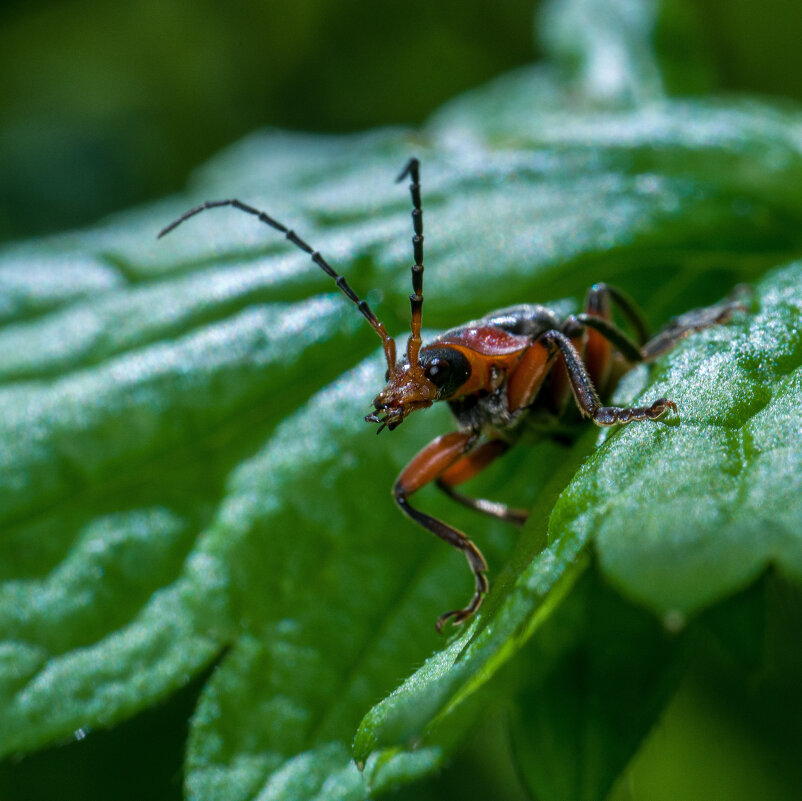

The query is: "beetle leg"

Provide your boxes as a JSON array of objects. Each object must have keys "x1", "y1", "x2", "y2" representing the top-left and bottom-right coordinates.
[
  {"x1": 582, "y1": 283, "x2": 750, "y2": 364},
  {"x1": 574, "y1": 314, "x2": 644, "y2": 363},
  {"x1": 437, "y1": 440, "x2": 529, "y2": 526},
  {"x1": 393, "y1": 431, "x2": 492, "y2": 632},
  {"x1": 541, "y1": 330, "x2": 677, "y2": 426},
  {"x1": 555, "y1": 312, "x2": 645, "y2": 406},
  {"x1": 585, "y1": 282, "x2": 650, "y2": 344},
  {"x1": 642, "y1": 286, "x2": 750, "y2": 361},
  {"x1": 579, "y1": 283, "x2": 650, "y2": 393}
]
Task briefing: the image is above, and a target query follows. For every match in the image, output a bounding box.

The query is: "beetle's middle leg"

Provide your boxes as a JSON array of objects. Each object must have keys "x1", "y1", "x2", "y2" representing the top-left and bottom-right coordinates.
[
  {"x1": 436, "y1": 440, "x2": 529, "y2": 526},
  {"x1": 393, "y1": 431, "x2": 491, "y2": 632},
  {"x1": 578, "y1": 282, "x2": 649, "y2": 391},
  {"x1": 577, "y1": 283, "x2": 750, "y2": 367}
]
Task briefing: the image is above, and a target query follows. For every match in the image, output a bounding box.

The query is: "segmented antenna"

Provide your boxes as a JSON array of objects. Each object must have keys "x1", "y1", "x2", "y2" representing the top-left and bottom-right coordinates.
[
  {"x1": 396, "y1": 158, "x2": 424, "y2": 366},
  {"x1": 158, "y1": 199, "x2": 397, "y2": 371}
]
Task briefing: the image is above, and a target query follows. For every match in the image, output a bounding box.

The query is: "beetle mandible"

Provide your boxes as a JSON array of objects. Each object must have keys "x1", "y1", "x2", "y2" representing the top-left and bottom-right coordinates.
[{"x1": 159, "y1": 158, "x2": 746, "y2": 633}]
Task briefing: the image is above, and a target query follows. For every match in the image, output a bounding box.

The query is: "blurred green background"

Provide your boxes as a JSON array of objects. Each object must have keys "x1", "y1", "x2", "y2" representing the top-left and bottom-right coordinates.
[
  {"x1": 3, "y1": 0, "x2": 802, "y2": 242},
  {"x1": 0, "y1": 0, "x2": 538, "y2": 241}
]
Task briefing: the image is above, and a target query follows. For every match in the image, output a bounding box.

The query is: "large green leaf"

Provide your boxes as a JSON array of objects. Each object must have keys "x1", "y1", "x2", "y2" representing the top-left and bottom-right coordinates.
[
  {"x1": 554, "y1": 261, "x2": 802, "y2": 615},
  {"x1": 2, "y1": 1, "x2": 802, "y2": 800},
  {"x1": 354, "y1": 261, "x2": 802, "y2": 801}
]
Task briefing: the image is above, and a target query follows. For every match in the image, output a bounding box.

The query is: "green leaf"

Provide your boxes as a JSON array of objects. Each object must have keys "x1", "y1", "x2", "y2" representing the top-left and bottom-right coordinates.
[
  {"x1": 354, "y1": 267, "x2": 802, "y2": 801},
  {"x1": 508, "y1": 565, "x2": 681, "y2": 801},
  {"x1": 353, "y1": 260, "x2": 802, "y2": 793},
  {"x1": 553, "y1": 260, "x2": 802, "y2": 617},
  {"x1": 538, "y1": 0, "x2": 669, "y2": 105},
  {"x1": 608, "y1": 574, "x2": 802, "y2": 801},
  {"x1": 3, "y1": 2, "x2": 802, "y2": 800},
  {"x1": 0, "y1": 291, "x2": 363, "y2": 755}
]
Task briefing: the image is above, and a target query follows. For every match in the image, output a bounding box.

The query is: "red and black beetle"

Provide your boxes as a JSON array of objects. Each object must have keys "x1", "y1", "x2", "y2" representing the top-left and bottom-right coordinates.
[{"x1": 159, "y1": 158, "x2": 746, "y2": 632}]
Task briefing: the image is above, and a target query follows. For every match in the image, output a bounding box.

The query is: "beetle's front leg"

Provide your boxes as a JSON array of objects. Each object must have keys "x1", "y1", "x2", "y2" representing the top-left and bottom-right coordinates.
[{"x1": 393, "y1": 430, "x2": 490, "y2": 632}]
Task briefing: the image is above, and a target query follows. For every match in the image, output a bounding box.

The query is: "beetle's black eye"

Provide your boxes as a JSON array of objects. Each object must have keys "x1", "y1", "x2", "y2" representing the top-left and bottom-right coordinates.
[
  {"x1": 419, "y1": 347, "x2": 471, "y2": 399},
  {"x1": 425, "y1": 358, "x2": 450, "y2": 387},
  {"x1": 385, "y1": 369, "x2": 391, "y2": 381}
]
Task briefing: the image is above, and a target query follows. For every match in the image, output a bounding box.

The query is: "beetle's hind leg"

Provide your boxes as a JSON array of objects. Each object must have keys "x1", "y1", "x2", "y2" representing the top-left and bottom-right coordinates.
[
  {"x1": 641, "y1": 285, "x2": 751, "y2": 361},
  {"x1": 584, "y1": 282, "x2": 650, "y2": 343}
]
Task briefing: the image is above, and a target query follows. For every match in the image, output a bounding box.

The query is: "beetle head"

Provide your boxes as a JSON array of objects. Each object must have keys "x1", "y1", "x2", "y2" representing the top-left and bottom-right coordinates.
[
  {"x1": 365, "y1": 346, "x2": 472, "y2": 433},
  {"x1": 365, "y1": 359, "x2": 436, "y2": 433}
]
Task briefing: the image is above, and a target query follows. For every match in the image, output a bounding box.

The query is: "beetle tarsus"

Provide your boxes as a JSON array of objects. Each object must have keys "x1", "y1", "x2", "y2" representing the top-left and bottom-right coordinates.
[
  {"x1": 593, "y1": 397, "x2": 677, "y2": 426},
  {"x1": 435, "y1": 584, "x2": 486, "y2": 633},
  {"x1": 542, "y1": 330, "x2": 681, "y2": 427},
  {"x1": 435, "y1": 555, "x2": 488, "y2": 633}
]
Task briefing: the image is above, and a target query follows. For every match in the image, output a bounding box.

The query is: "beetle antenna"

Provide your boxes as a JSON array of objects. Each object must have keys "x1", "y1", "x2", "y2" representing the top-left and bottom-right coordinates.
[
  {"x1": 158, "y1": 199, "x2": 397, "y2": 371},
  {"x1": 396, "y1": 158, "x2": 424, "y2": 366}
]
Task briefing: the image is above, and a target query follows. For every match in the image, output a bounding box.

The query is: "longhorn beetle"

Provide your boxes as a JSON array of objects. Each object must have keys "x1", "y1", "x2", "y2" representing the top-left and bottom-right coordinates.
[{"x1": 159, "y1": 158, "x2": 747, "y2": 633}]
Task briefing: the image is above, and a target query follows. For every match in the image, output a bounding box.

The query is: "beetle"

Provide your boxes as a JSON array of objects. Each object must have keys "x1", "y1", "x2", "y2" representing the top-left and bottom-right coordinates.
[{"x1": 159, "y1": 158, "x2": 747, "y2": 633}]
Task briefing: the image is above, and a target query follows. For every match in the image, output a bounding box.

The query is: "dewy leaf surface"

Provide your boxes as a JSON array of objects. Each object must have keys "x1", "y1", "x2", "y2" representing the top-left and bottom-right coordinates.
[
  {"x1": 182, "y1": 103, "x2": 802, "y2": 795},
  {"x1": 353, "y1": 265, "x2": 802, "y2": 790},
  {"x1": 2, "y1": 1, "x2": 802, "y2": 799},
  {"x1": 553, "y1": 261, "x2": 802, "y2": 616}
]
